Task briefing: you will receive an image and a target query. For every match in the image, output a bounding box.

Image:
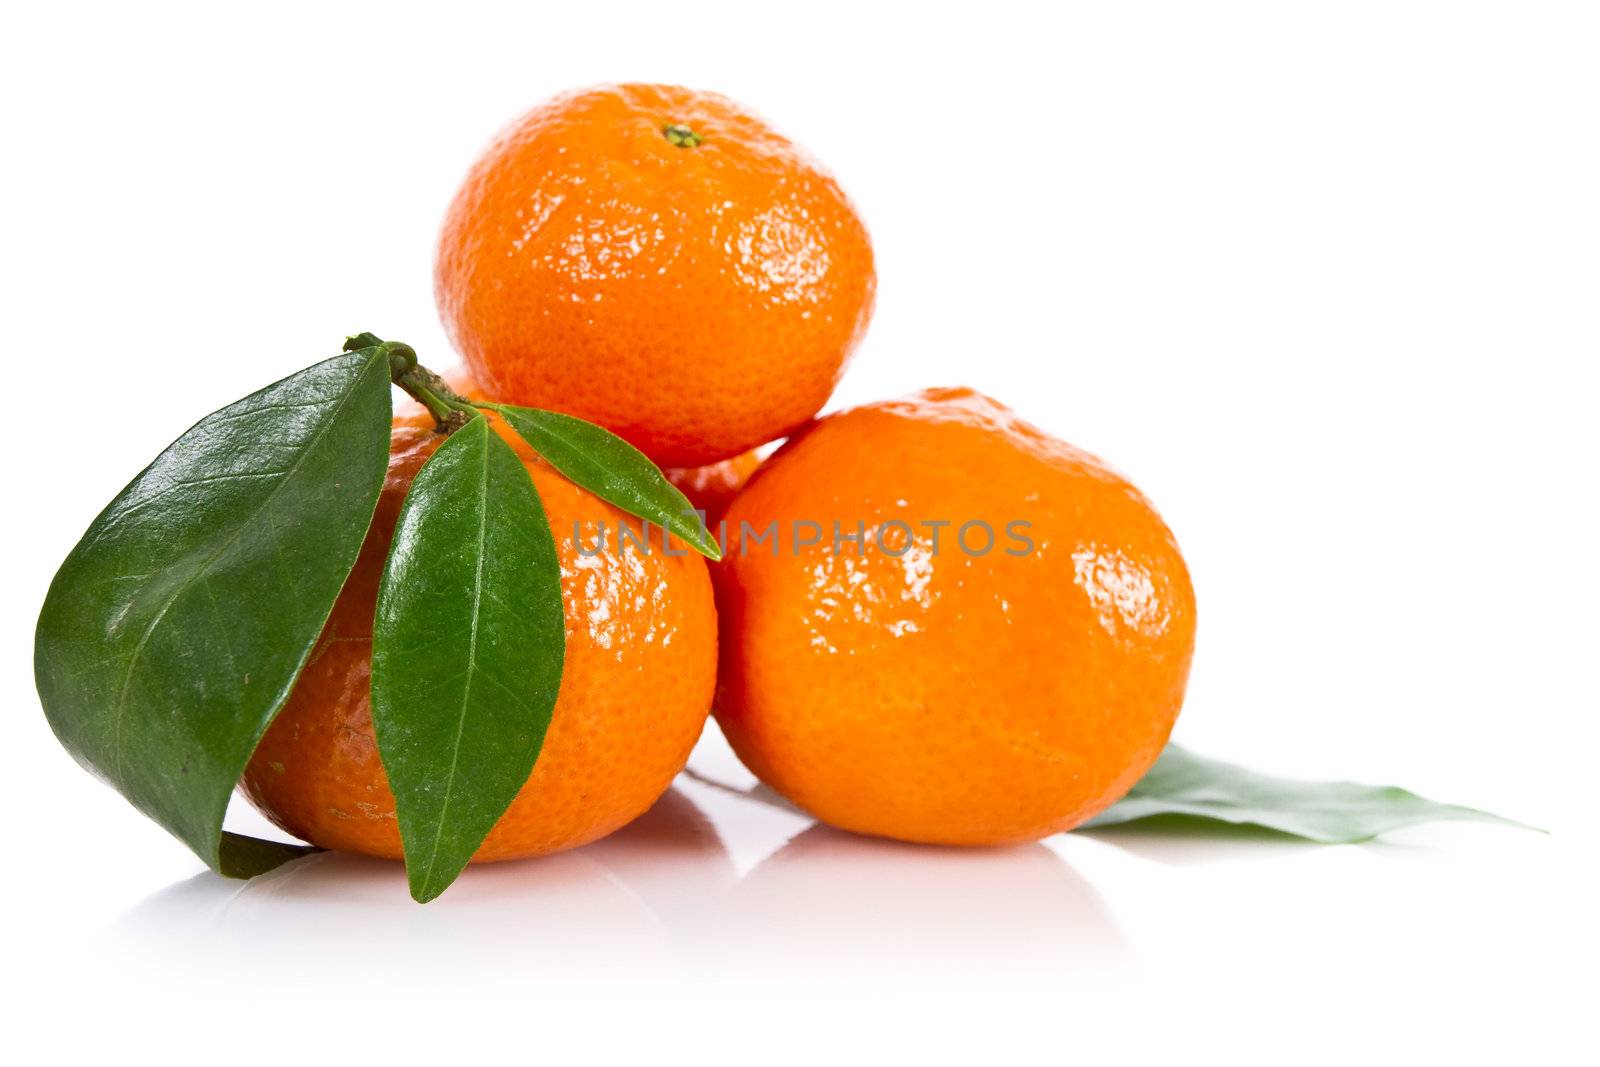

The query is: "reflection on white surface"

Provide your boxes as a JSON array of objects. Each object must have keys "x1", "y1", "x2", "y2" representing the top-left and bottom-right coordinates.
[
  {"x1": 714, "y1": 825, "x2": 1128, "y2": 972},
  {"x1": 107, "y1": 774, "x2": 1129, "y2": 979},
  {"x1": 72, "y1": 728, "x2": 1566, "y2": 1063},
  {"x1": 101, "y1": 727, "x2": 1555, "y2": 996}
]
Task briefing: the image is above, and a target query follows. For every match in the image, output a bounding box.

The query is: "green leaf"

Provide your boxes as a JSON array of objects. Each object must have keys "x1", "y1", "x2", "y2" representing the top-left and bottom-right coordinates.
[
  {"x1": 35, "y1": 348, "x2": 393, "y2": 873},
  {"x1": 487, "y1": 404, "x2": 722, "y2": 560},
  {"x1": 371, "y1": 416, "x2": 566, "y2": 902},
  {"x1": 218, "y1": 832, "x2": 321, "y2": 878},
  {"x1": 1085, "y1": 744, "x2": 1536, "y2": 842}
]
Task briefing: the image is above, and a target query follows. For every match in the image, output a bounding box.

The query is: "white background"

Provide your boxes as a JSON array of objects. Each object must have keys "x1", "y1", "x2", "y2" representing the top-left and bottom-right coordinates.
[{"x1": 2, "y1": 1, "x2": 1593, "y2": 1061}]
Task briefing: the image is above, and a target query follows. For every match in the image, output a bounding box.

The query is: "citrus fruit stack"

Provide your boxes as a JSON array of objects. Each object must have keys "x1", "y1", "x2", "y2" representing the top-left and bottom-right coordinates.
[{"x1": 245, "y1": 82, "x2": 1195, "y2": 861}]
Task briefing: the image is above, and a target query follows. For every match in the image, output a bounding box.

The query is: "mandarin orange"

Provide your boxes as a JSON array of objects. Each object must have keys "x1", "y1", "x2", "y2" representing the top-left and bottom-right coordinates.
[
  {"x1": 242, "y1": 409, "x2": 718, "y2": 862},
  {"x1": 713, "y1": 388, "x2": 1196, "y2": 846},
  {"x1": 435, "y1": 83, "x2": 876, "y2": 467}
]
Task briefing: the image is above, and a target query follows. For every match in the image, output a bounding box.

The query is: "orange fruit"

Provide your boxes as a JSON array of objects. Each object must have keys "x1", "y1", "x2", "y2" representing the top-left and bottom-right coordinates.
[
  {"x1": 242, "y1": 409, "x2": 718, "y2": 862},
  {"x1": 435, "y1": 83, "x2": 876, "y2": 467},
  {"x1": 665, "y1": 449, "x2": 763, "y2": 528},
  {"x1": 713, "y1": 388, "x2": 1196, "y2": 846}
]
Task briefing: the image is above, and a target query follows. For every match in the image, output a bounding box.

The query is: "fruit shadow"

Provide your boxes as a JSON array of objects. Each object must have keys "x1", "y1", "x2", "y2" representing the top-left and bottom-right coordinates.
[
  {"x1": 108, "y1": 779, "x2": 1133, "y2": 978},
  {"x1": 679, "y1": 769, "x2": 1133, "y2": 973},
  {"x1": 104, "y1": 786, "x2": 738, "y2": 980},
  {"x1": 713, "y1": 824, "x2": 1133, "y2": 974}
]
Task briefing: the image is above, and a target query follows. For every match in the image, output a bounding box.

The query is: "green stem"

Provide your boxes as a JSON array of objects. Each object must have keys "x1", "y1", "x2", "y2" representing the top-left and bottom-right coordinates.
[
  {"x1": 408, "y1": 379, "x2": 477, "y2": 434},
  {"x1": 348, "y1": 332, "x2": 480, "y2": 434}
]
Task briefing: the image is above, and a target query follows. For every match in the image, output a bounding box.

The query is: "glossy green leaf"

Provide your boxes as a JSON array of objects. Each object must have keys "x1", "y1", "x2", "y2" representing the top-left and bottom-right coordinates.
[
  {"x1": 35, "y1": 349, "x2": 393, "y2": 873},
  {"x1": 487, "y1": 404, "x2": 722, "y2": 560},
  {"x1": 1085, "y1": 744, "x2": 1535, "y2": 842},
  {"x1": 371, "y1": 416, "x2": 566, "y2": 902}
]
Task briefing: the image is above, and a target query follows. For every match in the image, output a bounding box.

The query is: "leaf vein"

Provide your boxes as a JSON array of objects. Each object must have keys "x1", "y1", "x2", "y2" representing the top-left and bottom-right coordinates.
[{"x1": 414, "y1": 431, "x2": 491, "y2": 892}]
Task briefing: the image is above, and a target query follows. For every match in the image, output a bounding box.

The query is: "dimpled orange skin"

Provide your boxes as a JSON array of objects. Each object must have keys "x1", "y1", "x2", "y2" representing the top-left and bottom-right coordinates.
[
  {"x1": 435, "y1": 83, "x2": 876, "y2": 467},
  {"x1": 241, "y1": 410, "x2": 717, "y2": 862},
  {"x1": 714, "y1": 388, "x2": 1197, "y2": 846}
]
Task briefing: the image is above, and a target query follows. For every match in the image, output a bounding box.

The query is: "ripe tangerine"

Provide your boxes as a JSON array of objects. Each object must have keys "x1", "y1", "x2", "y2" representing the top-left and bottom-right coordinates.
[
  {"x1": 713, "y1": 387, "x2": 1196, "y2": 846},
  {"x1": 435, "y1": 83, "x2": 876, "y2": 467},
  {"x1": 242, "y1": 409, "x2": 718, "y2": 862}
]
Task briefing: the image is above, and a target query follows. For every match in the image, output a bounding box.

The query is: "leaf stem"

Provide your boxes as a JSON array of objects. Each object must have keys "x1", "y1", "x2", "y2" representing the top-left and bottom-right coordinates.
[
  {"x1": 346, "y1": 332, "x2": 480, "y2": 434},
  {"x1": 404, "y1": 374, "x2": 477, "y2": 434}
]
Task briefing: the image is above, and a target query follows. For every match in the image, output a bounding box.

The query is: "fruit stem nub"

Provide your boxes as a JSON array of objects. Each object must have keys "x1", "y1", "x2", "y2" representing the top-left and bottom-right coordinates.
[{"x1": 662, "y1": 123, "x2": 703, "y2": 148}]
